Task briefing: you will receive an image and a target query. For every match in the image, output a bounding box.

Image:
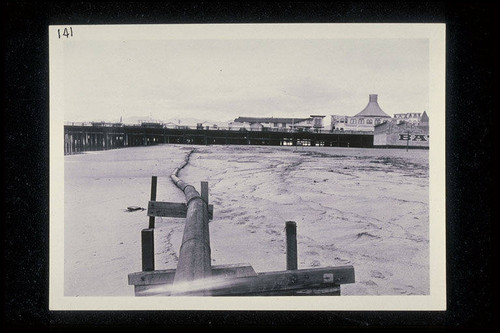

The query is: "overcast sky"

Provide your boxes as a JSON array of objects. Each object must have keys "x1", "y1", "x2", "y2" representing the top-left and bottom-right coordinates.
[{"x1": 63, "y1": 38, "x2": 429, "y2": 124}]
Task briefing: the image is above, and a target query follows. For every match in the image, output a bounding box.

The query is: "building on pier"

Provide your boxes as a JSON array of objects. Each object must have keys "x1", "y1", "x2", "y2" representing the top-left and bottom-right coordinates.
[
  {"x1": 393, "y1": 112, "x2": 425, "y2": 125},
  {"x1": 331, "y1": 94, "x2": 392, "y2": 132},
  {"x1": 230, "y1": 115, "x2": 325, "y2": 132},
  {"x1": 373, "y1": 111, "x2": 429, "y2": 149}
]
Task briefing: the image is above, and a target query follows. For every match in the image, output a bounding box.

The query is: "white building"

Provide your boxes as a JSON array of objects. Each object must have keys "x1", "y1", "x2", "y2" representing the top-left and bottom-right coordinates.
[
  {"x1": 373, "y1": 111, "x2": 429, "y2": 148},
  {"x1": 393, "y1": 112, "x2": 424, "y2": 125},
  {"x1": 331, "y1": 94, "x2": 392, "y2": 132},
  {"x1": 230, "y1": 115, "x2": 325, "y2": 132}
]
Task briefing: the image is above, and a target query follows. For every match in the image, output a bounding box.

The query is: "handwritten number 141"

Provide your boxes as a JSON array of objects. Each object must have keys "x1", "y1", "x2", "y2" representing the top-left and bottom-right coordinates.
[{"x1": 58, "y1": 27, "x2": 73, "y2": 39}]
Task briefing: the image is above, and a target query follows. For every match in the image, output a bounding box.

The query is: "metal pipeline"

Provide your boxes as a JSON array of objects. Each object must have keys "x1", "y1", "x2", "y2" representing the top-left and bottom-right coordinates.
[{"x1": 170, "y1": 150, "x2": 212, "y2": 295}]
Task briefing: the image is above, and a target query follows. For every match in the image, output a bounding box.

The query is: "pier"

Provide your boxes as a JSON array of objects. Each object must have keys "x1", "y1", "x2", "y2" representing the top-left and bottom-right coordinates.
[{"x1": 64, "y1": 123, "x2": 374, "y2": 155}]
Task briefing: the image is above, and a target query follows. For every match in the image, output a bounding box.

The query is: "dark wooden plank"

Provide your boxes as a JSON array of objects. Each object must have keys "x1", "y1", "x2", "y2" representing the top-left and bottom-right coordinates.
[
  {"x1": 148, "y1": 201, "x2": 214, "y2": 220},
  {"x1": 141, "y1": 228, "x2": 154, "y2": 271},
  {"x1": 239, "y1": 285, "x2": 341, "y2": 296},
  {"x1": 134, "y1": 283, "x2": 341, "y2": 297},
  {"x1": 208, "y1": 266, "x2": 354, "y2": 296},
  {"x1": 130, "y1": 265, "x2": 354, "y2": 296},
  {"x1": 128, "y1": 263, "x2": 257, "y2": 286},
  {"x1": 148, "y1": 201, "x2": 187, "y2": 218},
  {"x1": 129, "y1": 268, "x2": 176, "y2": 287}
]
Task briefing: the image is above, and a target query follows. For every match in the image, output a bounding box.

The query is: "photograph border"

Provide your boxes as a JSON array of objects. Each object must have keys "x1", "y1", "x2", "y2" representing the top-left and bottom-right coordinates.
[
  {"x1": 49, "y1": 23, "x2": 445, "y2": 311},
  {"x1": 3, "y1": 1, "x2": 498, "y2": 329}
]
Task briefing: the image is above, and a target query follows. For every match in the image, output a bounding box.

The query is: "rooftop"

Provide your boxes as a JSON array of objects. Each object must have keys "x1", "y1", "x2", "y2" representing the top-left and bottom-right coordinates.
[
  {"x1": 355, "y1": 94, "x2": 391, "y2": 118},
  {"x1": 234, "y1": 116, "x2": 311, "y2": 124}
]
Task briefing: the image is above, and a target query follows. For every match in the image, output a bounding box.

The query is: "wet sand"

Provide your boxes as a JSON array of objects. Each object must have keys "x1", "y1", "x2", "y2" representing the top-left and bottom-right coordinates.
[{"x1": 64, "y1": 144, "x2": 429, "y2": 296}]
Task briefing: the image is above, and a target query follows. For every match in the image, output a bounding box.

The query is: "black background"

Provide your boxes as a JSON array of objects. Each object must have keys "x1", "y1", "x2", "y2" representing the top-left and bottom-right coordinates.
[{"x1": 2, "y1": 1, "x2": 498, "y2": 331}]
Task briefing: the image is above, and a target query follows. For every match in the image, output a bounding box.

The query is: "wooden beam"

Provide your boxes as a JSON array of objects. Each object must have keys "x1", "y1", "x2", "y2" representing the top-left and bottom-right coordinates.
[
  {"x1": 236, "y1": 285, "x2": 341, "y2": 296},
  {"x1": 208, "y1": 266, "x2": 354, "y2": 296},
  {"x1": 128, "y1": 263, "x2": 257, "y2": 286},
  {"x1": 130, "y1": 265, "x2": 354, "y2": 296},
  {"x1": 134, "y1": 283, "x2": 341, "y2": 297},
  {"x1": 148, "y1": 201, "x2": 213, "y2": 220},
  {"x1": 148, "y1": 201, "x2": 187, "y2": 218}
]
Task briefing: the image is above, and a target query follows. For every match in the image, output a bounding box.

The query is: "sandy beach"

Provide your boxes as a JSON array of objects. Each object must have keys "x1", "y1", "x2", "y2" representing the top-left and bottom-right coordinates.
[{"x1": 64, "y1": 144, "x2": 429, "y2": 296}]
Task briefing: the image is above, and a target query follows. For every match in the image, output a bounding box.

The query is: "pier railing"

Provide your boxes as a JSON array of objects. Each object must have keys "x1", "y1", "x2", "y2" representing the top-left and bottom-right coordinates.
[{"x1": 128, "y1": 150, "x2": 355, "y2": 296}]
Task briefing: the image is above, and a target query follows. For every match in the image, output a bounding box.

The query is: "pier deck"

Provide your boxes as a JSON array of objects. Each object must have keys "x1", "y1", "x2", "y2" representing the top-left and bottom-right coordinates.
[{"x1": 64, "y1": 124, "x2": 374, "y2": 154}]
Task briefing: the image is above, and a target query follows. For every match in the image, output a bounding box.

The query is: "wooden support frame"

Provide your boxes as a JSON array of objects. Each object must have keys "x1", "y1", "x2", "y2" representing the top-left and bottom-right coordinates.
[
  {"x1": 132, "y1": 157, "x2": 356, "y2": 297},
  {"x1": 129, "y1": 265, "x2": 354, "y2": 296}
]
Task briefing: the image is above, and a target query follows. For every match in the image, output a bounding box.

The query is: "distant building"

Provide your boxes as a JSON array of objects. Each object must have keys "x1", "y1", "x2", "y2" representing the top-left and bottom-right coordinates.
[
  {"x1": 164, "y1": 122, "x2": 179, "y2": 129},
  {"x1": 140, "y1": 122, "x2": 164, "y2": 129},
  {"x1": 310, "y1": 115, "x2": 326, "y2": 131},
  {"x1": 331, "y1": 94, "x2": 392, "y2": 132},
  {"x1": 393, "y1": 112, "x2": 424, "y2": 125},
  {"x1": 373, "y1": 111, "x2": 429, "y2": 149},
  {"x1": 230, "y1": 115, "x2": 325, "y2": 132},
  {"x1": 197, "y1": 121, "x2": 224, "y2": 130},
  {"x1": 91, "y1": 121, "x2": 123, "y2": 128}
]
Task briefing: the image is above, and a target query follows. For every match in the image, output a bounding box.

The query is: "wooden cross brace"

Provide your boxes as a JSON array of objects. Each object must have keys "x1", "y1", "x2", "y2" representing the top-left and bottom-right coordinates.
[{"x1": 148, "y1": 200, "x2": 214, "y2": 220}]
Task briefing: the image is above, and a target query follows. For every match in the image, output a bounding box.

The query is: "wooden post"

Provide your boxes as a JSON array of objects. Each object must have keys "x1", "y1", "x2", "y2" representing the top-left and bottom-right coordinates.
[
  {"x1": 141, "y1": 228, "x2": 154, "y2": 271},
  {"x1": 286, "y1": 221, "x2": 298, "y2": 270},
  {"x1": 149, "y1": 176, "x2": 157, "y2": 228}
]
